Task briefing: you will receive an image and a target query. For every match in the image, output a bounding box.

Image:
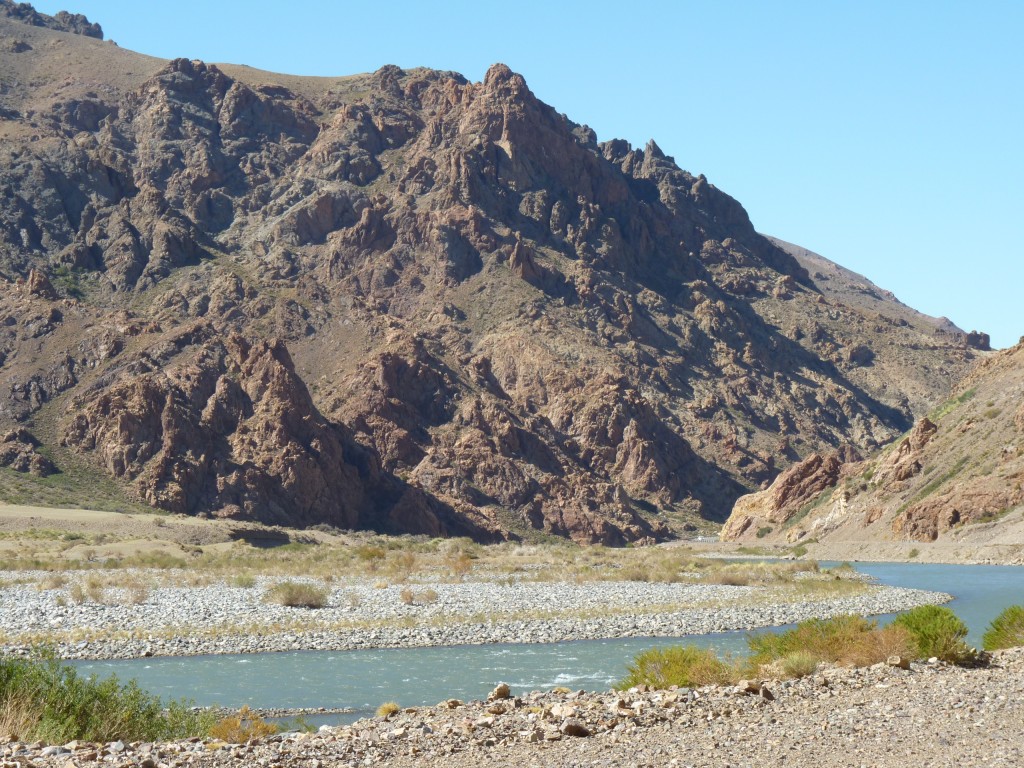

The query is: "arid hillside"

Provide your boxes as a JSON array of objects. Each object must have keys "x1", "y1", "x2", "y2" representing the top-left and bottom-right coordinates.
[
  {"x1": 0, "y1": 5, "x2": 986, "y2": 542},
  {"x1": 722, "y1": 340, "x2": 1024, "y2": 557}
]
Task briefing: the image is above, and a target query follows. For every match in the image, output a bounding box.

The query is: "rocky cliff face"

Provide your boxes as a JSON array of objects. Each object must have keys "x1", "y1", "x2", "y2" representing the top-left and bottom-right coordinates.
[
  {"x1": 722, "y1": 341, "x2": 1024, "y2": 547},
  {"x1": 0, "y1": 7, "x2": 983, "y2": 542}
]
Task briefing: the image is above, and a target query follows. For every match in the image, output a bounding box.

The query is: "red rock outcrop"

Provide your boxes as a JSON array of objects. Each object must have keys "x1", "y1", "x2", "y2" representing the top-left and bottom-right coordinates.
[{"x1": 721, "y1": 447, "x2": 860, "y2": 540}]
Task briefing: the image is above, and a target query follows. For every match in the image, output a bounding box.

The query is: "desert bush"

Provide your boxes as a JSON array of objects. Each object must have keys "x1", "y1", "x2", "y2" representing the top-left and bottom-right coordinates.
[
  {"x1": 264, "y1": 581, "x2": 329, "y2": 609},
  {"x1": 376, "y1": 701, "x2": 400, "y2": 718},
  {"x1": 208, "y1": 705, "x2": 278, "y2": 743},
  {"x1": 445, "y1": 550, "x2": 473, "y2": 580},
  {"x1": 399, "y1": 587, "x2": 414, "y2": 605},
  {"x1": 229, "y1": 574, "x2": 256, "y2": 589},
  {"x1": 36, "y1": 574, "x2": 67, "y2": 591},
  {"x1": 892, "y1": 605, "x2": 975, "y2": 664},
  {"x1": 420, "y1": 588, "x2": 438, "y2": 604},
  {"x1": 0, "y1": 653, "x2": 213, "y2": 742},
  {"x1": 982, "y1": 605, "x2": 1024, "y2": 651},
  {"x1": 617, "y1": 645, "x2": 738, "y2": 690},
  {"x1": 707, "y1": 570, "x2": 752, "y2": 586},
  {"x1": 776, "y1": 650, "x2": 820, "y2": 679},
  {"x1": 748, "y1": 614, "x2": 911, "y2": 669}
]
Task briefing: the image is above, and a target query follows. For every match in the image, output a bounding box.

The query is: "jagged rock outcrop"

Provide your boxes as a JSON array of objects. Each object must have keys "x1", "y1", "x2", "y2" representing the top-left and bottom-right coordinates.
[
  {"x1": 721, "y1": 447, "x2": 861, "y2": 540},
  {"x1": 0, "y1": 0, "x2": 102, "y2": 38},
  {"x1": 0, "y1": 427, "x2": 55, "y2": 475},
  {"x1": 873, "y1": 417, "x2": 937, "y2": 485},
  {"x1": 0, "y1": 8, "x2": 986, "y2": 542}
]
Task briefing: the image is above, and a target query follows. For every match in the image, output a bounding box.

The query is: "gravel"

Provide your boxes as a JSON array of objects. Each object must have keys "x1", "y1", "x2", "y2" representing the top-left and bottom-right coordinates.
[{"x1": 0, "y1": 571, "x2": 951, "y2": 660}]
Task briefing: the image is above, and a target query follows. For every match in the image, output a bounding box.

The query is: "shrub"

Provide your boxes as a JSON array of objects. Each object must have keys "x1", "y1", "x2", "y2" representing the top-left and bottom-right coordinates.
[
  {"x1": 376, "y1": 701, "x2": 400, "y2": 718},
  {"x1": 777, "y1": 650, "x2": 820, "y2": 679},
  {"x1": 982, "y1": 605, "x2": 1024, "y2": 651},
  {"x1": 209, "y1": 706, "x2": 278, "y2": 743},
  {"x1": 264, "y1": 581, "x2": 329, "y2": 609},
  {"x1": 748, "y1": 614, "x2": 913, "y2": 670},
  {"x1": 399, "y1": 587, "x2": 414, "y2": 605},
  {"x1": 892, "y1": 605, "x2": 974, "y2": 664},
  {"x1": 617, "y1": 645, "x2": 738, "y2": 690},
  {"x1": 229, "y1": 574, "x2": 256, "y2": 589},
  {"x1": 755, "y1": 526, "x2": 773, "y2": 539},
  {"x1": 0, "y1": 654, "x2": 213, "y2": 742}
]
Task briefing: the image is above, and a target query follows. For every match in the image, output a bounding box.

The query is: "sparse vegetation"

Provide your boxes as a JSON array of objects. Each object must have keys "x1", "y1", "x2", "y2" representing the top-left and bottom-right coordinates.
[
  {"x1": 208, "y1": 705, "x2": 279, "y2": 743},
  {"x1": 928, "y1": 387, "x2": 977, "y2": 422},
  {"x1": 982, "y1": 605, "x2": 1024, "y2": 651},
  {"x1": 619, "y1": 611, "x2": 927, "y2": 690},
  {"x1": 755, "y1": 526, "x2": 773, "y2": 538},
  {"x1": 264, "y1": 581, "x2": 329, "y2": 609},
  {"x1": 376, "y1": 701, "x2": 401, "y2": 718}
]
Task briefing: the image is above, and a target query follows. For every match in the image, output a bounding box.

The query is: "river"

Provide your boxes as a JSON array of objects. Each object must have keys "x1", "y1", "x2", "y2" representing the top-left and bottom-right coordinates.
[{"x1": 71, "y1": 561, "x2": 1024, "y2": 725}]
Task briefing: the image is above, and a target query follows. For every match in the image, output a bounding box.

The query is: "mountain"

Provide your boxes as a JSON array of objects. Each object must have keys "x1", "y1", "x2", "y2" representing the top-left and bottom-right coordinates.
[
  {"x1": 0, "y1": 6, "x2": 985, "y2": 543},
  {"x1": 722, "y1": 339, "x2": 1024, "y2": 557}
]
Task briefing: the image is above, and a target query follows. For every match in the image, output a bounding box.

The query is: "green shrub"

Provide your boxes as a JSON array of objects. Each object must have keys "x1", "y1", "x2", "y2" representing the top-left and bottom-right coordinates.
[
  {"x1": 777, "y1": 650, "x2": 820, "y2": 678},
  {"x1": 892, "y1": 605, "x2": 974, "y2": 664},
  {"x1": 982, "y1": 605, "x2": 1024, "y2": 651},
  {"x1": 617, "y1": 645, "x2": 738, "y2": 690},
  {"x1": 0, "y1": 653, "x2": 213, "y2": 742},
  {"x1": 755, "y1": 526, "x2": 773, "y2": 539},
  {"x1": 264, "y1": 581, "x2": 329, "y2": 608}
]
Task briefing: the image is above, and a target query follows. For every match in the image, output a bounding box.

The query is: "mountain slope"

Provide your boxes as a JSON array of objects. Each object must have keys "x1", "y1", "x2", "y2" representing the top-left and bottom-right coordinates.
[
  {"x1": 0, "y1": 7, "x2": 982, "y2": 542},
  {"x1": 722, "y1": 340, "x2": 1024, "y2": 555}
]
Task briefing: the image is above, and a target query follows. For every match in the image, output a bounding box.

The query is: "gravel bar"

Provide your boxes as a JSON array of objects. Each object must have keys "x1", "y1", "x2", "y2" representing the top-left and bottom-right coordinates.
[{"x1": 0, "y1": 572, "x2": 951, "y2": 660}]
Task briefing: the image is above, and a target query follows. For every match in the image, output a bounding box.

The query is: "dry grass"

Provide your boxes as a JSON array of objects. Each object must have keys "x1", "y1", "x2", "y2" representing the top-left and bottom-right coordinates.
[
  {"x1": 376, "y1": 701, "x2": 400, "y2": 718},
  {"x1": 264, "y1": 581, "x2": 329, "y2": 609},
  {"x1": 208, "y1": 706, "x2": 278, "y2": 743},
  {"x1": 0, "y1": 690, "x2": 37, "y2": 740}
]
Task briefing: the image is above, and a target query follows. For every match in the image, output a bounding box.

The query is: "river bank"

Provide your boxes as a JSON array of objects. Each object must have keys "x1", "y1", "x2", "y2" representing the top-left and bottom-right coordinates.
[
  {"x1": 0, "y1": 570, "x2": 949, "y2": 660},
  {"x1": 3, "y1": 648, "x2": 1022, "y2": 767}
]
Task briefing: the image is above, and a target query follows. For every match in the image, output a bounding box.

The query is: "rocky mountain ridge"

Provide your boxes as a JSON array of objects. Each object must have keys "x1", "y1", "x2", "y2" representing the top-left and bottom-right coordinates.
[{"x1": 0, "y1": 6, "x2": 984, "y2": 542}]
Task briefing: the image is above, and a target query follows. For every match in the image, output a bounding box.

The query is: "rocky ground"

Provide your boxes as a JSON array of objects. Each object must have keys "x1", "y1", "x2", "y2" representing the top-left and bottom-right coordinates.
[
  {"x1": 3, "y1": 648, "x2": 1022, "y2": 767},
  {"x1": 0, "y1": 571, "x2": 948, "y2": 660}
]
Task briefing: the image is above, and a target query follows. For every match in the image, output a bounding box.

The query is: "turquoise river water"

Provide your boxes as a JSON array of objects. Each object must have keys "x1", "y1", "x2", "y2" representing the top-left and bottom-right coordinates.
[{"x1": 71, "y1": 562, "x2": 1024, "y2": 725}]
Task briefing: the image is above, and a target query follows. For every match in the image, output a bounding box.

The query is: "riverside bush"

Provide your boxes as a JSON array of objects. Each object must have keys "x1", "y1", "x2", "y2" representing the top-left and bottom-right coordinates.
[
  {"x1": 0, "y1": 653, "x2": 213, "y2": 742},
  {"x1": 264, "y1": 581, "x2": 329, "y2": 608},
  {"x1": 892, "y1": 605, "x2": 974, "y2": 664},
  {"x1": 982, "y1": 605, "x2": 1024, "y2": 651},
  {"x1": 617, "y1": 645, "x2": 738, "y2": 690},
  {"x1": 747, "y1": 614, "x2": 914, "y2": 671}
]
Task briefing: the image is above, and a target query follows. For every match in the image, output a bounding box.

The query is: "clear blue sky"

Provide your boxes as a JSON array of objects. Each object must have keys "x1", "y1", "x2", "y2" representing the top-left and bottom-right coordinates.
[{"x1": 35, "y1": 1, "x2": 1023, "y2": 348}]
